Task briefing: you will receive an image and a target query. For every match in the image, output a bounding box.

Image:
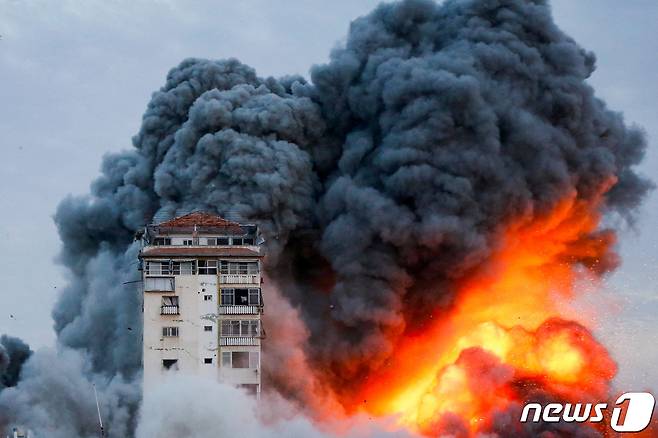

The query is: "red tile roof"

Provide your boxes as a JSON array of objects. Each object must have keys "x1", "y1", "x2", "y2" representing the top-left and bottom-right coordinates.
[
  {"x1": 158, "y1": 212, "x2": 241, "y2": 228},
  {"x1": 140, "y1": 246, "x2": 261, "y2": 258}
]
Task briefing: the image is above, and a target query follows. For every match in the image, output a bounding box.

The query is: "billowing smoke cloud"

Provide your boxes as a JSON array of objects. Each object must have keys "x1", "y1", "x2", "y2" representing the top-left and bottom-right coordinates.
[
  {"x1": 0, "y1": 0, "x2": 651, "y2": 436},
  {"x1": 136, "y1": 376, "x2": 411, "y2": 438},
  {"x1": 0, "y1": 336, "x2": 31, "y2": 390}
]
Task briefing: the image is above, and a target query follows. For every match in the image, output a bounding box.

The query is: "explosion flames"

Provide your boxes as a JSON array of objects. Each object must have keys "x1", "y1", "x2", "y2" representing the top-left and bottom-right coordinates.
[
  {"x1": 356, "y1": 194, "x2": 618, "y2": 435},
  {"x1": 0, "y1": 0, "x2": 653, "y2": 436}
]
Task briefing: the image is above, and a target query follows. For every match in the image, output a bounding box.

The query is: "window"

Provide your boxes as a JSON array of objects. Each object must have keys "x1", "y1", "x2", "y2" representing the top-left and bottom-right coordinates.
[
  {"x1": 183, "y1": 239, "x2": 193, "y2": 246},
  {"x1": 248, "y1": 289, "x2": 260, "y2": 306},
  {"x1": 207, "y1": 238, "x2": 217, "y2": 246},
  {"x1": 204, "y1": 325, "x2": 213, "y2": 332},
  {"x1": 220, "y1": 320, "x2": 259, "y2": 337},
  {"x1": 232, "y1": 352, "x2": 249, "y2": 368},
  {"x1": 219, "y1": 261, "x2": 258, "y2": 275},
  {"x1": 161, "y1": 296, "x2": 179, "y2": 315},
  {"x1": 146, "y1": 260, "x2": 195, "y2": 276},
  {"x1": 171, "y1": 261, "x2": 195, "y2": 275},
  {"x1": 220, "y1": 352, "x2": 258, "y2": 369},
  {"x1": 221, "y1": 320, "x2": 240, "y2": 336},
  {"x1": 204, "y1": 358, "x2": 213, "y2": 364},
  {"x1": 217, "y1": 237, "x2": 229, "y2": 245},
  {"x1": 243, "y1": 238, "x2": 254, "y2": 245},
  {"x1": 145, "y1": 261, "x2": 167, "y2": 275},
  {"x1": 162, "y1": 296, "x2": 179, "y2": 306},
  {"x1": 220, "y1": 289, "x2": 234, "y2": 305},
  {"x1": 232, "y1": 237, "x2": 243, "y2": 246},
  {"x1": 162, "y1": 327, "x2": 179, "y2": 337},
  {"x1": 144, "y1": 277, "x2": 174, "y2": 291},
  {"x1": 203, "y1": 294, "x2": 212, "y2": 301},
  {"x1": 198, "y1": 260, "x2": 217, "y2": 275},
  {"x1": 221, "y1": 352, "x2": 231, "y2": 367},
  {"x1": 153, "y1": 237, "x2": 171, "y2": 246},
  {"x1": 220, "y1": 288, "x2": 260, "y2": 306},
  {"x1": 162, "y1": 359, "x2": 178, "y2": 370}
]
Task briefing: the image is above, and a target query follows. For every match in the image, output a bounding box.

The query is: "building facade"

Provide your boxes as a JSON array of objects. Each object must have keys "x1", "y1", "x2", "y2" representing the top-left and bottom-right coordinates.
[{"x1": 139, "y1": 212, "x2": 263, "y2": 395}]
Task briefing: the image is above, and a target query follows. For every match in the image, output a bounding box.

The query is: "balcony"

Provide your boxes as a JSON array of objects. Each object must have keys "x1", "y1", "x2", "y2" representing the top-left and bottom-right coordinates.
[
  {"x1": 161, "y1": 305, "x2": 179, "y2": 315},
  {"x1": 218, "y1": 305, "x2": 261, "y2": 315},
  {"x1": 220, "y1": 337, "x2": 260, "y2": 346},
  {"x1": 220, "y1": 274, "x2": 259, "y2": 284}
]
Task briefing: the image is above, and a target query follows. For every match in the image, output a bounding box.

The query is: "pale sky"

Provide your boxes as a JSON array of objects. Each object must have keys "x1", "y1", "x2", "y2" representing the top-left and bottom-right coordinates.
[{"x1": 0, "y1": 0, "x2": 656, "y2": 390}]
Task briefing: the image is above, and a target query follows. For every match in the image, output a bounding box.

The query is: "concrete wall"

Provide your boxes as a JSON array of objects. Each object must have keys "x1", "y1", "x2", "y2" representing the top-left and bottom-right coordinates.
[{"x1": 142, "y1": 262, "x2": 262, "y2": 393}]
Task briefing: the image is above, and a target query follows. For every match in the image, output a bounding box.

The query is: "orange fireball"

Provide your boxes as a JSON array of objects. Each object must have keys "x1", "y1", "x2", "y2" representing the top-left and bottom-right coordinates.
[{"x1": 356, "y1": 191, "x2": 619, "y2": 435}]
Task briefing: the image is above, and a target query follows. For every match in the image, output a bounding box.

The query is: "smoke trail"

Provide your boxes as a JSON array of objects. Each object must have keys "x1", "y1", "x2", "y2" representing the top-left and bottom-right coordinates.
[{"x1": 0, "y1": 0, "x2": 651, "y2": 436}]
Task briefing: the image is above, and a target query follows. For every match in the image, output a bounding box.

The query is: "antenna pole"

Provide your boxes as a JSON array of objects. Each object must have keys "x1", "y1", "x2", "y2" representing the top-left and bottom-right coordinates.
[{"x1": 92, "y1": 383, "x2": 104, "y2": 438}]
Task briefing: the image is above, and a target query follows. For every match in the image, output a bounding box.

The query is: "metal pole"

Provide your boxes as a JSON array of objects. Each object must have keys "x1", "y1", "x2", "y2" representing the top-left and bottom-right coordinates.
[{"x1": 92, "y1": 384, "x2": 104, "y2": 438}]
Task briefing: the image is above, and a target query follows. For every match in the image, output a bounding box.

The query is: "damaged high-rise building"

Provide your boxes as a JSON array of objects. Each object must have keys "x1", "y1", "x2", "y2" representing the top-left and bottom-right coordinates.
[{"x1": 139, "y1": 212, "x2": 263, "y2": 395}]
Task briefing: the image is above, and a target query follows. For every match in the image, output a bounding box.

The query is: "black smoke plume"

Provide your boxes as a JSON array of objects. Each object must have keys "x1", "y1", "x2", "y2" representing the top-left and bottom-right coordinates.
[
  {"x1": 0, "y1": 0, "x2": 651, "y2": 436},
  {"x1": 0, "y1": 336, "x2": 31, "y2": 390}
]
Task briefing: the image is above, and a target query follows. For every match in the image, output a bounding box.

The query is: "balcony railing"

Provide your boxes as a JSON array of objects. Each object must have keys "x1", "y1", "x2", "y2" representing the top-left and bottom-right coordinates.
[
  {"x1": 220, "y1": 274, "x2": 259, "y2": 284},
  {"x1": 218, "y1": 305, "x2": 260, "y2": 315},
  {"x1": 220, "y1": 337, "x2": 260, "y2": 346},
  {"x1": 161, "y1": 305, "x2": 179, "y2": 315}
]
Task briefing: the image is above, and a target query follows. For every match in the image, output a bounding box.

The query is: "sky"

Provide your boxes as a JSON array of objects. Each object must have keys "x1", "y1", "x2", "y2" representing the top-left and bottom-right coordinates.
[{"x1": 0, "y1": 0, "x2": 656, "y2": 390}]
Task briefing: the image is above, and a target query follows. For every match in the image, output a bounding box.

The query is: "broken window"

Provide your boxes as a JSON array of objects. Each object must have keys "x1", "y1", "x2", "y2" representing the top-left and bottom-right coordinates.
[
  {"x1": 203, "y1": 294, "x2": 212, "y2": 301},
  {"x1": 204, "y1": 358, "x2": 213, "y2": 364},
  {"x1": 162, "y1": 326, "x2": 179, "y2": 337},
  {"x1": 235, "y1": 288, "x2": 249, "y2": 305},
  {"x1": 232, "y1": 352, "x2": 249, "y2": 368},
  {"x1": 243, "y1": 238, "x2": 254, "y2": 245},
  {"x1": 217, "y1": 237, "x2": 229, "y2": 245},
  {"x1": 232, "y1": 237, "x2": 243, "y2": 245},
  {"x1": 162, "y1": 359, "x2": 178, "y2": 370},
  {"x1": 198, "y1": 260, "x2": 217, "y2": 275}
]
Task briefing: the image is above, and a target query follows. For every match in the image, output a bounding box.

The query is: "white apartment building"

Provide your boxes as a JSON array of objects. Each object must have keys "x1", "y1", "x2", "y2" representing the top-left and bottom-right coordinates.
[{"x1": 139, "y1": 212, "x2": 263, "y2": 395}]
